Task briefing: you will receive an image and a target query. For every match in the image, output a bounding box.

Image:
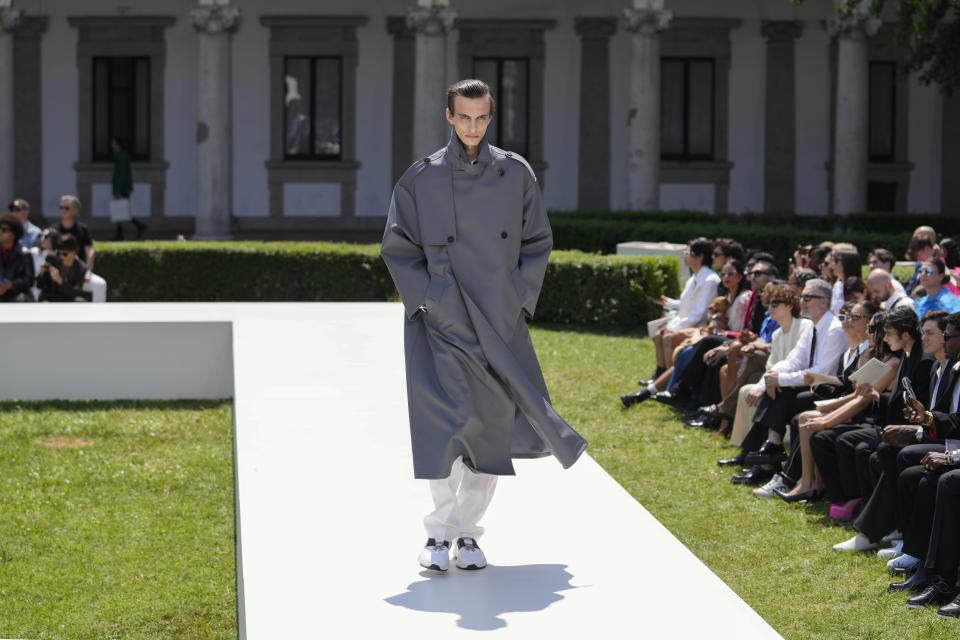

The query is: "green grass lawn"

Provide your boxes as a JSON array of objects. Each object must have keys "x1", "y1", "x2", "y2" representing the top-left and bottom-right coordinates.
[
  {"x1": 0, "y1": 400, "x2": 237, "y2": 640},
  {"x1": 530, "y1": 323, "x2": 957, "y2": 640}
]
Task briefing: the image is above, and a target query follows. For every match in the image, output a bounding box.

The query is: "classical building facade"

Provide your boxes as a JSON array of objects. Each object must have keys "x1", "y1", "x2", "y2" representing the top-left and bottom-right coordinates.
[{"x1": 0, "y1": 0, "x2": 955, "y2": 240}]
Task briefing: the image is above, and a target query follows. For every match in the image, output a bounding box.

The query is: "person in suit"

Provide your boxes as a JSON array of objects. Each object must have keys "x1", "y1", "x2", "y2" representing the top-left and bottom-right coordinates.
[
  {"x1": 831, "y1": 311, "x2": 951, "y2": 553},
  {"x1": 726, "y1": 279, "x2": 847, "y2": 486}
]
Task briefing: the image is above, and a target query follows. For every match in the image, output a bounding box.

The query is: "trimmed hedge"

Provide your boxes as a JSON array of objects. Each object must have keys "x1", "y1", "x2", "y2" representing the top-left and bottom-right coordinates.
[
  {"x1": 549, "y1": 212, "x2": 926, "y2": 272},
  {"x1": 94, "y1": 242, "x2": 680, "y2": 328}
]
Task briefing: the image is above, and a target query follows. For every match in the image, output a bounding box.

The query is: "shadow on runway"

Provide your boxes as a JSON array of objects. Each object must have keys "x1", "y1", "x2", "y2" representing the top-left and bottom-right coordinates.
[{"x1": 384, "y1": 563, "x2": 582, "y2": 630}]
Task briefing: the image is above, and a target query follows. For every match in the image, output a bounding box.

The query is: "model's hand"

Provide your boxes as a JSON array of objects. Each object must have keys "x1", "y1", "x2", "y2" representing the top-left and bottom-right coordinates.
[
  {"x1": 800, "y1": 416, "x2": 828, "y2": 432},
  {"x1": 921, "y1": 452, "x2": 951, "y2": 471},
  {"x1": 651, "y1": 296, "x2": 668, "y2": 308},
  {"x1": 882, "y1": 425, "x2": 922, "y2": 446},
  {"x1": 746, "y1": 386, "x2": 764, "y2": 407}
]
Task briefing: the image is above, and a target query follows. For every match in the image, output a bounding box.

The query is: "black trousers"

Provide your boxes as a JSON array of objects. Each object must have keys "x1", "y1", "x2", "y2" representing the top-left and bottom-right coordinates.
[
  {"x1": 858, "y1": 443, "x2": 939, "y2": 543},
  {"x1": 810, "y1": 425, "x2": 870, "y2": 504},
  {"x1": 899, "y1": 463, "x2": 945, "y2": 561},
  {"x1": 741, "y1": 387, "x2": 818, "y2": 453},
  {"x1": 926, "y1": 468, "x2": 960, "y2": 582},
  {"x1": 677, "y1": 335, "x2": 727, "y2": 400}
]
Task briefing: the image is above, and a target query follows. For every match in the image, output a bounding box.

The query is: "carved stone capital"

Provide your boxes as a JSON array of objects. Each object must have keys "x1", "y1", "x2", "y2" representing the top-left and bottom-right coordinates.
[
  {"x1": 622, "y1": 7, "x2": 672, "y2": 36},
  {"x1": 761, "y1": 20, "x2": 803, "y2": 42},
  {"x1": 191, "y1": 3, "x2": 241, "y2": 35},
  {"x1": 405, "y1": 6, "x2": 457, "y2": 37},
  {"x1": 1, "y1": 6, "x2": 23, "y2": 33},
  {"x1": 827, "y1": 1, "x2": 881, "y2": 38}
]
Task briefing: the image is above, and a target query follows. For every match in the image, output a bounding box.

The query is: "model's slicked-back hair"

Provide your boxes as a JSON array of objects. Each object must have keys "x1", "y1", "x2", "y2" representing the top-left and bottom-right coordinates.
[{"x1": 447, "y1": 79, "x2": 496, "y2": 116}]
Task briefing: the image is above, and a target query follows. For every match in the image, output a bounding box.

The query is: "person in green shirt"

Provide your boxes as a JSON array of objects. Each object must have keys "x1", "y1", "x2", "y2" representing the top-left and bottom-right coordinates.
[{"x1": 111, "y1": 138, "x2": 147, "y2": 241}]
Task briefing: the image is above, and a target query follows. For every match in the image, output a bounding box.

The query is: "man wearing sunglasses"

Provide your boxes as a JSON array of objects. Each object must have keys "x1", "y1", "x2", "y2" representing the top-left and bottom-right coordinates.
[
  {"x1": 729, "y1": 279, "x2": 847, "y2": 485},
  {"x1": 8, "y1": 199, "x2": 41, "y2": 249},
  {"x1": 36, "y1": 234, "x2": 87, "y2": 302},
  {"x1": 0, "y1": 213, "x2": 35, "y2": 302},
  {"x1": 55, "y1": 195, "x2": 108, "y2": 303}
]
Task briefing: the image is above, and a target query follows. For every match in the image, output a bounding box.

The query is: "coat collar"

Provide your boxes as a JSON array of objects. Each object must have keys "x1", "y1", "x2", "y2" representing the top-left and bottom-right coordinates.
[{"x1": 446, "y1": 129, "x2": 493, "y2": 175}]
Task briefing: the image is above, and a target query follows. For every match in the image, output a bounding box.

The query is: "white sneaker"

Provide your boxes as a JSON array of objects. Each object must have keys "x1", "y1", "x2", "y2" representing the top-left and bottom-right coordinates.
[
  {"x1": 886, "y1": 553, "x2": 920, "y2": 574},
  {"x1": 877, "y1": 540, "x2": 904, "y2": 560},
  {"x1": 419, "y1": 538, "x2": 450, "y2": 571},
  {"x1": 453, "y1": 537, "x2": 487, "y2": 570},
  {"x1": 833, "y1": 533, "x2": 879, "y2": 553},
  {"x1": 753, "y1": 473, "x2": 790, "y2": 499},
  {"x1": 881, "y1": 530, "x2": 903, "y2": 543}
]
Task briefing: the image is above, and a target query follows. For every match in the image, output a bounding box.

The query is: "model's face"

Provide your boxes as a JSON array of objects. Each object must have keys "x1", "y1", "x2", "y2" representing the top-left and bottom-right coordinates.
[{"x1": 445, "y1": 96, "x2": 492, "y2": 149}]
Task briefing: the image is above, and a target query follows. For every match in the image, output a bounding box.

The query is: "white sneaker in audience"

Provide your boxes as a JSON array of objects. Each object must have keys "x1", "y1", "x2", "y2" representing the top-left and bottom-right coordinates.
[
  {"x1": 886, "y1": 553, "x2": 920, "y2": 574},
  {"x1": 877, "y1": 540, "x2": 904, "y2": 560},
  {"x1": 881, "y1": 530, "x2": 902, "y2": 543},
  {"x1": 833, "y1": 533, "x2": 879, "y2": 553},
  {"x1": 753, "y1": 473, "x2": 790, "y2": 499}
]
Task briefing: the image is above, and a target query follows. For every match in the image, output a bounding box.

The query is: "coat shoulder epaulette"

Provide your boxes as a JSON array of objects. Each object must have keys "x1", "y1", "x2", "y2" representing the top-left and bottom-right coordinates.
[
  {"x1": 397, "y1": 147, "x2": 448, "y2": 190},
  {"x1": 490, "y1": 145, "x2": 537, "y2": 182}
]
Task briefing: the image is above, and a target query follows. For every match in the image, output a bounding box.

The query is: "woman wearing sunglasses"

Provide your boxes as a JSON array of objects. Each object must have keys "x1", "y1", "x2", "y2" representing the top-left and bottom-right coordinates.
[
  {"x1": 774, "y1": 301, "x2": 890, "y2": 502},
  {"x1": 915, "y1": 259, "x2": 960, "y2": 317}
]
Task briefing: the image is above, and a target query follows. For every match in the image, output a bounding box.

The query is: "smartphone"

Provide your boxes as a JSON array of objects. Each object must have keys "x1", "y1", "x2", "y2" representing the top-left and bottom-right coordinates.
[{"x1": 902, "y1": 377, "x2": 917, "y2": 402}]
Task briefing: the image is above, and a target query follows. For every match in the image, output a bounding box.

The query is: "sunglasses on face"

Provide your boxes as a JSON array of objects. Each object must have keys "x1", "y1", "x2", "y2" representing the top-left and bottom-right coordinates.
[
  {"x1": 749, "y1": 270, "x2": 773, "y2": 277},
  {"x1": 800, "y1": 294, "x2": 826, "y2": 302},
  {"x1": 10, "y1": 206, "x2": 22, "y2": 212},
  {"x1": 920, "y1": 267, "x2": 937, "y2": 275},
  {"x1": 58, "y1": 250, "x2": 73, "y2": 257},
  {"x1": 59, "y1": 205, "x2": 72, "y2": 211}
]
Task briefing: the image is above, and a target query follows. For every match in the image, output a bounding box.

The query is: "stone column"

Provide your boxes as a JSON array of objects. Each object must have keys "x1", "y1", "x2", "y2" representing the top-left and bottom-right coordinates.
[
  {"x1": 407, "y1": 0, "x2": 457, "y2": 160},
  {"x1": 0, "y1": 2, "x2": 21, "y2": 204},
  {"x1": 762, "y1": 21, "x2": 803, "y2": 213},
  {"x1": 576, "y1": 18, "x2": 616, "y2": 210},
  {"x1": 829, "y1": 0, "x2": 880, "y2": 214},
  {"x1": 192, "y1": 1, "x2": 240, "y2": 239},
  {"x1": 623, "y1": 0, "x2": 671, "y2": 211}
]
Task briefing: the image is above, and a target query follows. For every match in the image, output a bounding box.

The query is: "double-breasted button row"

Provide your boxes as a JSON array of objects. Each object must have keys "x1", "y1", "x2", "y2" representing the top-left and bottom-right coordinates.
[
  {"x1": 447, "y1": 236, "x2": 455, "y2": 243},
  {"x1": 500, "y1": 231, "x2": 508, "y2": 239}
]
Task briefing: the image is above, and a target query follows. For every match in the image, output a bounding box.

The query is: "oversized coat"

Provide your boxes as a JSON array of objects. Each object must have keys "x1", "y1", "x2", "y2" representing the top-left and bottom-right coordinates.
[{"x1": 380, "y1": 133, "x2": 587, "y2": 480}]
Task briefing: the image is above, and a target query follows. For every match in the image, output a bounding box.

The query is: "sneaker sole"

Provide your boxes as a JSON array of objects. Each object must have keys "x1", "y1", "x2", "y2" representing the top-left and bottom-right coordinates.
[
  {"x1": 455, "y1": 562, "x2": 486, "y2": 570},
  {"x1": 419, "y1": 561, "x2": 448, "y2": 572}
]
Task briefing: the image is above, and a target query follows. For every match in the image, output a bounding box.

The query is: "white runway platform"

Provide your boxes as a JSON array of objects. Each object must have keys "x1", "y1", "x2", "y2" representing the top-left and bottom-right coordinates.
[{"x1": 3, "y1": 303, "x2": 782, "y2": 639}]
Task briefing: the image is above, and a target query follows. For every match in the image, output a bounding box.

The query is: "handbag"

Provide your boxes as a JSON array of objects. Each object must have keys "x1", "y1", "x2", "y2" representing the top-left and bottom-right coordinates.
[{"x1": 109, "y1": 198, "x2": 131, "y2": 223}]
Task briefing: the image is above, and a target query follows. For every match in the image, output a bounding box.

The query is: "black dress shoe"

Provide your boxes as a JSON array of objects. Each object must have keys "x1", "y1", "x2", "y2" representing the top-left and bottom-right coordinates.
[
  {"x1": 732, "y1": 465, "x2": 777, "y2": 485},
  {"x1": 718, "y1": 452, "x2": 747, "y2": 467},
  {"x1": 745, "y1": 441, "x2": 787, "y2": 466},
  {"x1": 653, "y1": 390, "x2": 677, "y2": 405},
  {"x1": 639, "y1": 368, "x2": 665, "y2": 386},
  {"x1": 889, "y1": 568, "x2": 931, "y2": 593},
  {"x1": 697, "y1": 404, "x2": 720, "y2": 417},
  {"x1": 907, "y1": 577, "x2": 959, "y2": 608},
  {"x1": 774, "y1": 487, "x2": 823, "y2": 503},
  {"x1": 684, "y1": 413, "x2": 720, "y2": 429},
  {"x1": 938, "y1": 593, "x2": 960, "y2": 617},
  {"x1": 621, "y1": 389, "x2": 652, "y2": 408}
]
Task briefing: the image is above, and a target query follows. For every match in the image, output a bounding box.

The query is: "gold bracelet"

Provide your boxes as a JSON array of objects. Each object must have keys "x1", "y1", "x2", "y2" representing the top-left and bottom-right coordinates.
[{"x1": 923, "y1": 411, "x2": 934, "y2": 428}]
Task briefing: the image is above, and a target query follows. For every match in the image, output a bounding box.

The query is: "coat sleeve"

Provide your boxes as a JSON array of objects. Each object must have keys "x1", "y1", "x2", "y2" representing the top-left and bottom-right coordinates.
[
  {"x1": 511, "y1": 170, "x2": 552, "y2": 319},
  {"x1": 380, "y1": 181, "x2": 431, "y2": 320}
]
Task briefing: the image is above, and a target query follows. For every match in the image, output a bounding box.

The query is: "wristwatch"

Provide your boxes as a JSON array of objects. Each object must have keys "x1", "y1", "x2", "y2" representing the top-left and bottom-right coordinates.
[
  {"x1": 915, "y1": 426, "x2": 925, "y2": 442},
  {"x1": 948, "y1": 449, "x2": 960, "y2": 465}
]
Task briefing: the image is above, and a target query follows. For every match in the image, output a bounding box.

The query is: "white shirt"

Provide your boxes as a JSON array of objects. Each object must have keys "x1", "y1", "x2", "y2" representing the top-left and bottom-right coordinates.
[
  {"x1": 830, "y1": 280, "x2": 845, "y2": 315},
  {"x1": 665, "y1": 265, "x2": 721, "y2": 331},
  {"x1": 765, "y1": 318, "x2": 811, "y2": 372},
  {"x1": 770, "y1": 310, "x2": 848, "y2": 387}
]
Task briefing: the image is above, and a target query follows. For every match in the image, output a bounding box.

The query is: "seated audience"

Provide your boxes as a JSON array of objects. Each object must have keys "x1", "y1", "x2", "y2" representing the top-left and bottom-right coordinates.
[
  {"x1": 9, "y1": 198, "x2": 41, "y2": 249},
  {"x1": 55, "y1": 195, "x2": 108, "y2": 303},
  {"x1": 0, "y1": 213, "x2": 35, "y2": 302}
]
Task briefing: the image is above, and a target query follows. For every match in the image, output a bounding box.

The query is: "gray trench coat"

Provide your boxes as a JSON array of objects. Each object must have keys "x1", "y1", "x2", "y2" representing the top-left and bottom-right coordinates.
[{"x1": 380, "y1": 133, "x2": 588, "y2": 480}]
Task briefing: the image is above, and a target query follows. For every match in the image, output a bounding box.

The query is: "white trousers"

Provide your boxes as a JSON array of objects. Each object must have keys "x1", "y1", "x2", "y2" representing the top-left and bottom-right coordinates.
[
  {"x1": 82, "y1": 273, "x2": 107, "y2": 303},
  {"x1": 423, "y1": 456, "x2": 498, "y2": 543}
]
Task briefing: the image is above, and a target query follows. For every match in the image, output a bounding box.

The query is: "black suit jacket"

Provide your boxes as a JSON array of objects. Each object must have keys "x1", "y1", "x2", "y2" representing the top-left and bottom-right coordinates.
[{"x1": 0, "y1": 244, "x2": 35, "y2": 301}]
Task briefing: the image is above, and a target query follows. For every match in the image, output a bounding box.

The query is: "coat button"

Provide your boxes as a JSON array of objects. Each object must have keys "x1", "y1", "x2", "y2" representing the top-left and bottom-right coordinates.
[
  {"x1": 497, "y1": 168, "x2": 505, "y2": 176},
  {"x1": 500, "y1": 231, "x2": 508, "y2": 239},
  {"x1": 447, "y1": 236, "x2": 455, "y2": 243}
]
